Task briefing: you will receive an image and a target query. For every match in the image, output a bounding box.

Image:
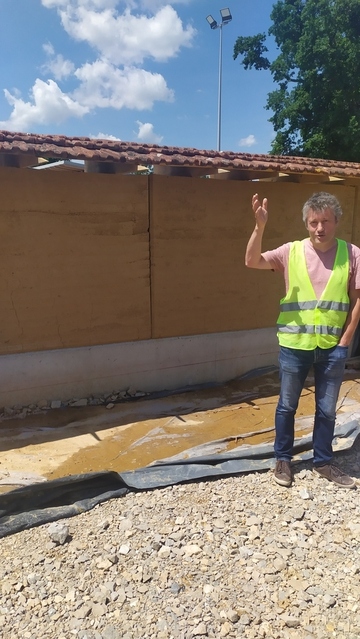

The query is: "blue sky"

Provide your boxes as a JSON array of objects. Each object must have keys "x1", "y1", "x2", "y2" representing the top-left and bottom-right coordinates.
[{"x1": 0, "y1": 0, "x2": 277, "y2": 153}]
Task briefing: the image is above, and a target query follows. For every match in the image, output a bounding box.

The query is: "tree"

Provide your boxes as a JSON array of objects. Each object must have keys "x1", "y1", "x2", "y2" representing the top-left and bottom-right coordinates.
[{"x1": 233, "y1": 0, "x2": 360, "y2": 160}]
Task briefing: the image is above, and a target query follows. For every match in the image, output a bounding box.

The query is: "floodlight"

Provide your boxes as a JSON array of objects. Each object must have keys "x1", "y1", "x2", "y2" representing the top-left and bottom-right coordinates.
[
  {"x1": 206, "y1": 14, "x2": 218, "y2": 30},
  {"x1": 220, "y1": 8, "x2": 232, "y2": 24}
]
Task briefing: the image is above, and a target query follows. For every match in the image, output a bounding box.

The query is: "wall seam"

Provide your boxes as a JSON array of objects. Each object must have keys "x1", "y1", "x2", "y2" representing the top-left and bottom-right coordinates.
[{"x1": 148, "y1": 174, "x2": 154, "y2": 339}]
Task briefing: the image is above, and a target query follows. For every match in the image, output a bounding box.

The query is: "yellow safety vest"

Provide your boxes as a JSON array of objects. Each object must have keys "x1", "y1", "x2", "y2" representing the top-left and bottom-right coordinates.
[{"x1": 277, "y1": 239, "x2": 350, "y2": 350}]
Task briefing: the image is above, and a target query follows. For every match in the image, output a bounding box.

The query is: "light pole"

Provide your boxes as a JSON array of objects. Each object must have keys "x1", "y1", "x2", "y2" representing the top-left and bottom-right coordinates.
[{"x1": 206, "y1": 8, "x2": 232, "y2": 152}]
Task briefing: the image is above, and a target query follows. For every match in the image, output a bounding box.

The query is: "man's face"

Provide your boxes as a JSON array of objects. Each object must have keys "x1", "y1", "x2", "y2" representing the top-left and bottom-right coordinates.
[{"x1": 305, "y1": 207, "x2": 338, "y2": 250}]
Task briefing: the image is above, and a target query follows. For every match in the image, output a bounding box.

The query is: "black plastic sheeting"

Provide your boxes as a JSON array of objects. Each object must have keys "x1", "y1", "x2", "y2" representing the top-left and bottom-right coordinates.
[{"x1": 1, "y1": 418, "x2": 359, "y2": 538}]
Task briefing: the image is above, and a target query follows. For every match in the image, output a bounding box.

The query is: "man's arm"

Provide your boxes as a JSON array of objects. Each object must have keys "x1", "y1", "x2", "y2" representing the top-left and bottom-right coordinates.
[
  {"x1": 338, "y1": 287, "x2": 360, "y2": 347},
  {"x1": 245, "y1": 193, "x2": 273, "y2": 270}
]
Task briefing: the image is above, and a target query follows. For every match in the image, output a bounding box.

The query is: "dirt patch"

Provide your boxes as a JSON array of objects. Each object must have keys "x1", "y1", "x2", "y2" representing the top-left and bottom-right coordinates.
[{"x1": 1, "y1": 369, "x2": 360, "y2": 492}]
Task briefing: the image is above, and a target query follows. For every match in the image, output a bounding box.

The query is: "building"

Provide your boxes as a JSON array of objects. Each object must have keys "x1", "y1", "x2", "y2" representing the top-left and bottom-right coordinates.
[{"x1": 1, "y1": 130, "x2": 360, "y2": 407}]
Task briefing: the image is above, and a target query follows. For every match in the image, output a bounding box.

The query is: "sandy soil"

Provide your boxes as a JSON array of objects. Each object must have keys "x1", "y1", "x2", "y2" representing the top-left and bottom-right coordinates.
[{"x1": 1, "y1": 368, "x2": 360, "y2": 492}]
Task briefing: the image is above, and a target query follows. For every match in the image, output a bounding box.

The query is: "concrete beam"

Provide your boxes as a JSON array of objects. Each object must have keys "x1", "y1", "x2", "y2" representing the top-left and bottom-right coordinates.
[
  {"x1": 0, "y1": 328, "x2": 278, "y2": 407},
  {"x1": 84, "y1": 161, "x2": 139, "y2": 174},
  {"x1": 0, "y1": 153, "x2": 38, "y2": 168}
]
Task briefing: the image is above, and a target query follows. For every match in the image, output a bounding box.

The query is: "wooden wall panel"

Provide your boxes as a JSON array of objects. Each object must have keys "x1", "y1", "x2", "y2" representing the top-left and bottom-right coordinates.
[
  {"x1": 0, "y1": 168, "x2": 151, "y2": 354},
  {"x1": 150, "y1": 176, "x2": 356, "y2": 338},
  {"x1": 0, "y1": 167, "x2": 356, "y2": 354}
]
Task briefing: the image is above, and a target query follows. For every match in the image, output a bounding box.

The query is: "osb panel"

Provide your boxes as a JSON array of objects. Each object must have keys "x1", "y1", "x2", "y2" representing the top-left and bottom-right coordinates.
[
  {"x1": 150, "y1": 177, "x2": 356, "y2": 338},
  {"x1": 0, "y1": 168, "x2": 150, "y2": 354}
]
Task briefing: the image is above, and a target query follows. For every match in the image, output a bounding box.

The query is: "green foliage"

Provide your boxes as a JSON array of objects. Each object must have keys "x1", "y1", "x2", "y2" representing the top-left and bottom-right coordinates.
[
  {"x1": 233, "y1": 0, "x2": 360, "y2": 160},
  {"x1": 233, "y1": 34, "x2": 270, "y2": 71}
]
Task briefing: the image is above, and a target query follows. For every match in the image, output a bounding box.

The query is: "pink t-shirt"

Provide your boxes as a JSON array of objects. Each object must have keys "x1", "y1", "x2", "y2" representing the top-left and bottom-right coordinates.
[{"x1": 262, "y1": 238, "x2": 360, "y2": 299}]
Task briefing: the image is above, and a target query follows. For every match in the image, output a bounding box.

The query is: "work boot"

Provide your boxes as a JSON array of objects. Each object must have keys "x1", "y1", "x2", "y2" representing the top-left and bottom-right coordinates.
[
  {"x1": 274, "y1": 460, "x2": 292, "y2": 487},
  {"x1": 314, "y1": 463, "x2": 356, "y2": 489}
]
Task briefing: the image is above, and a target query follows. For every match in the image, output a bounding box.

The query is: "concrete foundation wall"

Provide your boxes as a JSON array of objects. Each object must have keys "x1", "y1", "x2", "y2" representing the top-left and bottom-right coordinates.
[{"x1": 0, "y1": 328, "x2": 278, "y2": 407}]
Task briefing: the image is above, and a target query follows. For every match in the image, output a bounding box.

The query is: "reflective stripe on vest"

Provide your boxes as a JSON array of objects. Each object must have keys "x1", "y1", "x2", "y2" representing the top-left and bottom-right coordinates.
[
  {"x1": 277, "y1": 324, "x2": 343, "y2": 336},
  {"x1": 280, "y1": 300, "x2": 349, "y2": 312},
  {"x1": 276, "y1": 239, "x2": 350, "y2": 350}
]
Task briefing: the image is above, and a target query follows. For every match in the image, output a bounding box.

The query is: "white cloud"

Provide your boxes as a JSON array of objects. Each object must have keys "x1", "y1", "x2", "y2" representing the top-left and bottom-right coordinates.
[
  {"x1": 0, "y1": 61, "x2": 173, "y2": 131},
  {"x1": 135, "y1": 120, "x2": 163, "y2": 143},
  {"x1": 139, "y1": 0, "x2": 193, "y2": 8},
  {"x1": 0, "y1": 79, "x2": 89, "y2": 131},
  {"x1": 74, "y1": 60, "x2": 174, "y2": 109},
  {"x1": 239, "y1": 134, "x2": 256, "y2": 148},
  {"x1": 44, "y1": 2, "x2": 195, "y2": 65},
  {"x1": 90, "y1": 131, "x2": 121, "y2": 140},
  {"x1": 41, "y1": 1, "x2": 192, "y2": 13},
  {"x1": 43, "y1": 42, "x2": 55, "y2": 56},
  {"x1": 42, "y1": 43, "x2": 75, "y2": 80},
  {"x1": 1, "y1": 1, "x2": 194, "y2": 131},
  {"x1": 42, "y1": 1, "x2": 119, "y2": 8}
]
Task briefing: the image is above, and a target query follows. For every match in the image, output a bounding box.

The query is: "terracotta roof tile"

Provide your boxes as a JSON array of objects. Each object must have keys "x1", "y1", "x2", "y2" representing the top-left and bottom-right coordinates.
[{"x1": 1, "y1": 130, "x2": 360, "y2": 177}]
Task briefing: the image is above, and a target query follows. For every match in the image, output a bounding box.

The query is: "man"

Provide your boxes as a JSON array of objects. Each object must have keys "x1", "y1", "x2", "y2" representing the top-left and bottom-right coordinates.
[{"x1": 245, "y1": 191, "x2": 360, "y2": 488}]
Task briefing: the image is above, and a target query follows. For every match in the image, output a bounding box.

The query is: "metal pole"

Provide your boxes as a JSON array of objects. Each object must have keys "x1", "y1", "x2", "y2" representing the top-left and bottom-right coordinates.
[{"x1": 217, "y1": 23, "x2": 223, "y2": 152}]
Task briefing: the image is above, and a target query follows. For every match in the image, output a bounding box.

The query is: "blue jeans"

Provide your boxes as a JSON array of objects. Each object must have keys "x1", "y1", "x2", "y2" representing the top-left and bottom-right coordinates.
[{"x1": 275, "y1": 345, "x2": 348, "y2": 466}]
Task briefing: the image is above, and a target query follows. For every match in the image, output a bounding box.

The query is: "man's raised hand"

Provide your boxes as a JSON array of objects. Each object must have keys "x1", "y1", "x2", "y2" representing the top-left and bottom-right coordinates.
[{"x1": 252, "y1": 193, "x2": 268, "y2": 229}]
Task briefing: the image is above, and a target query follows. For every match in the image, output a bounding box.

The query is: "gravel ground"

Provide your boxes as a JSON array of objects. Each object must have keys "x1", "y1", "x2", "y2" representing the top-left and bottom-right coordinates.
[{"x1": 1, "y1": 440, "x2": 360, "y2": 639}]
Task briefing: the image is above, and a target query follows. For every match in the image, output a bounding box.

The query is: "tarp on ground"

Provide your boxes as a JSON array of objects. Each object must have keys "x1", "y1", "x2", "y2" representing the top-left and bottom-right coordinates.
[{"x1": 1, "y1": 415, "x2": 359, "y2": 538}]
